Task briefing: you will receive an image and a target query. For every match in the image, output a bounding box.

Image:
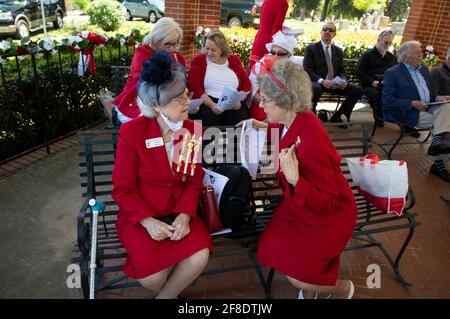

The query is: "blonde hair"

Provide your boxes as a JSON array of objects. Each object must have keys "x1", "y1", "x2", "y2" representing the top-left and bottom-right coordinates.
[
  {"x1": 143, "y1": 17, "x2": 183, "y2": 49},
  {"x1": 259, "y1": 60, "x2": 312, "y2": 113},
  {"x1": 204, "y1": 29, "x2": 231, "y2": 57}
]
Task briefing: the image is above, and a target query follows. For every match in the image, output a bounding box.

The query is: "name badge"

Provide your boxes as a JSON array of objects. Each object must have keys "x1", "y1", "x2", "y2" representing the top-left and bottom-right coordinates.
[{"x1": 145, "y1": 137, "x2": 164, "y2": 149}]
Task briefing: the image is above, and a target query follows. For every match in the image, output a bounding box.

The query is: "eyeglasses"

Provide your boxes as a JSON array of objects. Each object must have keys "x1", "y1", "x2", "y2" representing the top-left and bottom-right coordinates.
[
  {"x1": 259, "y1": 98, "x2": 273, "y2": 106},
  {"x1": 173, "y1": 93, "x2": 190, "y2": 105},
  {"x1": 270, "y1": 50, "x2": 290, "y2": 57},
  {"x1": 163, "y1": 41, "x2": 179, "y2": 49},
  {"x1": 322, "y1": 28, "x2": 336, "y2": 33}
]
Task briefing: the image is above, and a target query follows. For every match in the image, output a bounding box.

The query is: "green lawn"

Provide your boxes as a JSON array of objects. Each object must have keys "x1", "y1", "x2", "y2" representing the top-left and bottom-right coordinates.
[{"x1": 283, "y1": 18, "x2": 324, "y2": 33}]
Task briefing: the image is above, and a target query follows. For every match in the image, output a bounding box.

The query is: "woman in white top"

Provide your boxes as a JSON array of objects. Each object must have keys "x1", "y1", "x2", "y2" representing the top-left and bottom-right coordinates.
[
  {"x1": 249, "y1": 31, "x2": 304, "y2": 121},
  {"x1": 188, "y1": 29, "x2": 252, "y2": 126}
]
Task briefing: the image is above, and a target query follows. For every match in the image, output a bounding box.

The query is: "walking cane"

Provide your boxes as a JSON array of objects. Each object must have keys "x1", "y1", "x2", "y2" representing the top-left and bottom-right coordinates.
[{"x1": 88, "y1": 198, "x2": 105, "y2": 299}]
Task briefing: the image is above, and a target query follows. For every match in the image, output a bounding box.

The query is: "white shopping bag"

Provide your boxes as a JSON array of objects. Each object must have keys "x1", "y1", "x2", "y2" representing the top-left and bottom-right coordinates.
[{"x1": 346, "y1": 154, "x2": 408, "y2": 216}]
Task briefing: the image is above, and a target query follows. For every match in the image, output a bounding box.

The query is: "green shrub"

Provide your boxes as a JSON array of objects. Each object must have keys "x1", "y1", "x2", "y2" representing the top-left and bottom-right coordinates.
[
  {"x1": 68, "y1": 0, "x2": 91, "y2": 12},
  {"x1": 86, "y1": 0, "x2": 126, "y2": 32}
]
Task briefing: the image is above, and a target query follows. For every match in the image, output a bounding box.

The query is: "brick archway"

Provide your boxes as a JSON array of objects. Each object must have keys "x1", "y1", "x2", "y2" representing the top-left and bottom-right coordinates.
[
  {"x1": 165, "y1": 0, "x2": 221, "y2": 66},
  {"x1": 403, "y1": 0, "x2": 449, "y2": 59}
]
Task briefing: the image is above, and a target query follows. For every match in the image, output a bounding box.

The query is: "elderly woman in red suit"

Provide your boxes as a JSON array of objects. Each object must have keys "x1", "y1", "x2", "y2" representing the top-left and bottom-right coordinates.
[
  {"x1": 113, "y1": 17, "x2": 186, "y2": 125},
  {"x1": 112, "y1": 51, "x2": 212, "y2": 299},
  {"x1": 240, "y1": 59, "x2": 357, "y2": 299},
  {"x1": 188, "y1": 29, "x2": 251, "y2": 127},
  {"x1": 249, "y1": 0, "x2": 289, "y2": 70}
]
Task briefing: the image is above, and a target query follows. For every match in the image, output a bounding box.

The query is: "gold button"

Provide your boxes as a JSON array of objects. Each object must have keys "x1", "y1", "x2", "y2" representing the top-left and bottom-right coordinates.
[{"x1": 181, "y1": 175, "x2": 187, "y2": 182}]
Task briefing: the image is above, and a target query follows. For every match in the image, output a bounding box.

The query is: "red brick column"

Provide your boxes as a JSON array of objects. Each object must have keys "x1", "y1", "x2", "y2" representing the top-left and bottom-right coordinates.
[
  {"x1": 402, "y1": 0, "x2": 450, "y2": 60},
  {"x1": 165, "y1": 0, "x2": 221, "y2": 66}
]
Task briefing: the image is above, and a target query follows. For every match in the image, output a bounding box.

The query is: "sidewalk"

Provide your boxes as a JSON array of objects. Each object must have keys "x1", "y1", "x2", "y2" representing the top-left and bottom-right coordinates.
[{"x1": 0, "y1": 106, "x2": 448, "y2": 298}]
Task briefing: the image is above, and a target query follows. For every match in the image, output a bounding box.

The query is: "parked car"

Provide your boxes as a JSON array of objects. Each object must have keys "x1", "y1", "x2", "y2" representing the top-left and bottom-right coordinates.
[
  {"x1": 122, "y1": 0, "x2": 164, "y2": 24},
  {"x1": 221, "y1": 0, "x2": 262, "y2": 28},
  {"x1": 0, "y1": 0, "x2": 65, "y2": 39}
]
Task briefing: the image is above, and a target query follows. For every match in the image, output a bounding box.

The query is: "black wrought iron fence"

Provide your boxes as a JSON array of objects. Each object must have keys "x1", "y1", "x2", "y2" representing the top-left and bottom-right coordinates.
[{"x1": 0, "y1": 44, "x2": 136, "y2": 163}]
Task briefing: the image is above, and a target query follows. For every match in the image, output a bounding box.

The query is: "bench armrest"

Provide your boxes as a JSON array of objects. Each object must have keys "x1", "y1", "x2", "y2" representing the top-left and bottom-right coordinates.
[{"x1": 77, "y1": 198, "x2": 91, "y2": 259}]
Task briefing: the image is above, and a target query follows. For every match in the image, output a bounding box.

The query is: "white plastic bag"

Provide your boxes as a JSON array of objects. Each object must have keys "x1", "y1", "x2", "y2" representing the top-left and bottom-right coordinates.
[{"x1": 346, "y1": 154, "x2": 408, "y2": 216}]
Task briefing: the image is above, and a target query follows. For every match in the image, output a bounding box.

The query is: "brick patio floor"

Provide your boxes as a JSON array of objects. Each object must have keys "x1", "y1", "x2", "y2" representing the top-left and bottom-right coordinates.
[{"x1": 0, "y1": 104, "x2": 448, "y2": 299}]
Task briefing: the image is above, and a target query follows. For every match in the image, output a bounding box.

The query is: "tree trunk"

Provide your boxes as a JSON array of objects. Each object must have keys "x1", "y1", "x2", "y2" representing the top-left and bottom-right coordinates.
[
  {"x1": 384, "y1": 0, "x2": 393, "y2": 18},
  {"x1": 321, "y1": 0, "x2": 332, "y2": 22}
]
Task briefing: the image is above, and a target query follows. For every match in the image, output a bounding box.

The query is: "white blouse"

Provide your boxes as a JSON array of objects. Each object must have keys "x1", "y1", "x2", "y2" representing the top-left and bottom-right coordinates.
[{"x1": 204, "y1": 58, "x2": 239, "y2": 98}]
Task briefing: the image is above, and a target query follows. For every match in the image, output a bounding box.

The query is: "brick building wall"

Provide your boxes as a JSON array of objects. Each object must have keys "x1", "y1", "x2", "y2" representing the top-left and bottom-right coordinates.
[
  {"x1": 403, "y1": 0, "x2": 450, "y2": 59},
  {"x1": 165, "y1": 0, "x2": 221, "y2": 66}
]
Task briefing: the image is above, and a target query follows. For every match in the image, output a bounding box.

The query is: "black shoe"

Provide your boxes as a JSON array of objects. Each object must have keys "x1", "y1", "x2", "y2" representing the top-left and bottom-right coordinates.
[
  {"x1": 430, "y1": 164, "x2": 450, "y2": 182},
  {"x1": 374, "y1": 119, "x2": 384, "y2": 127},
  {"x1": 428, "y1": 142, "x2": 450, "y2": 156},
  {"x1": 330, "y1": 115, "x2": 348, "y2": 129},
  {"x1": 403, "y1": 127, "x2": 420, "y2": 138}
]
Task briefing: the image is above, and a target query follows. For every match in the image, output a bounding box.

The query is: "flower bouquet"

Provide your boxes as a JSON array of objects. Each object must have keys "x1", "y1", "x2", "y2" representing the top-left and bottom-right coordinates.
[
  {"x1": 422, "y1": 45, "x2": 441, "y2": 68},
  {"x1": 194, "y1": 26, "x2": 210, "y2": 50}
]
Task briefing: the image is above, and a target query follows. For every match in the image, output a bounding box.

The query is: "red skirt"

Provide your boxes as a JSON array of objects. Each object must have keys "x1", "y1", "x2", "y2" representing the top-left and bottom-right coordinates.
[
  {"x1": 257, "y1": 215, "x2": 354, "y2": 286},
  {"x1": 117, "y1": 217, "x2": 213, "y2": 279}
]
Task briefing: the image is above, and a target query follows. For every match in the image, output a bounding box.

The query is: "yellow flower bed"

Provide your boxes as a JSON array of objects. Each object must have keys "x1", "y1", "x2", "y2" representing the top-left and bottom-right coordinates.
[{"x1": 221, "y1": 26, "x2": 402, "y2": 65}]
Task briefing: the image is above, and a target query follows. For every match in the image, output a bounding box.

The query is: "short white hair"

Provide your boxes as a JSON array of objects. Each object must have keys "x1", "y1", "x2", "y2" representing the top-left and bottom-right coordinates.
[
  {"x1": 143, "y1": 17, "x2": 182, "y2": 49},
  {"x1": 259, "y1": 59, "x2": 312, "y2": 112},
  {"x1": 397, "y1": 40, "x2": 421, "y2": 63}
]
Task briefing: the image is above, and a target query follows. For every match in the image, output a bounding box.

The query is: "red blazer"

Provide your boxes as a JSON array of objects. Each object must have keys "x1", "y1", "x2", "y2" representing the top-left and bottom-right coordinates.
[
  {"x1": 249, "y1": 0, "x2": 288, "y2": 68},
  {"x1": 187, "y1": 53, "x2": 252, "y2": 99},
  {"x1": 112, "y1": 117, "x2": 204, "y2": 227},
  {"x1": 113, "y1": 45, "x2": 186, "y2": 118},
  {"x1": 266, "y1": 111, "x2": 357, "y2": 226}
]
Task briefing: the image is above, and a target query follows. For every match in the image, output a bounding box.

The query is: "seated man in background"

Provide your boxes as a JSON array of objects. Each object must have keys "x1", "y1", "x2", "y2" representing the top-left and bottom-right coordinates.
[
  {"x1": 357, "y1": 30, "x2": 397, "y2": 127},
  {"x1": 430, "y1": 48, "x2": 450, "y2": 96},
  {"x1": 303, "y1": 22, "x2": 363, "y2": 124},
  {"x1": 382, "y1": 41, "x2": 450, "y2": 182}
]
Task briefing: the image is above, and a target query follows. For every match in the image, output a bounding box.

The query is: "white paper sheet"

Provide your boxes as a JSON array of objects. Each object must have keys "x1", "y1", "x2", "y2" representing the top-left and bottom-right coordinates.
[
  {"x1": 239, "y1": 120, "x2": 267, "y2": 180},
  {"x1": 331, "y1": 76, "x2": 347, "y2": 86},
  {"x1": 202, "y1": 168, "x2": 229, "y2": 207},
  {"x1": 211, "y1": 228, "x2": 232, "y2": 236},
  {"x1": 217, "y1": 86, "x2": 250, "y2": 111},
  {"x1": 427, "y1": 100, "x2": 450, "y2": 106},
  {"x1": 189, "y1": 98, "x2": 204, "y2": 113}
]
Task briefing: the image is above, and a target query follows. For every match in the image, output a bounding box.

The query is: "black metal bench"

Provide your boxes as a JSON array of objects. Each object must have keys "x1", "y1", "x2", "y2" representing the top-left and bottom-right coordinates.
[
  {"x1": 316, "y1": 58, "x2": 368, "y2": 119},
  {"x1": 369, "y1": 109, "x2": 433, "y2": 159},
  {"x1": 72, "y1": 121, "x2": 420, "y2": 299},
  {"x1": 73, "y1": 125, "x2": 274, "y2": 299}
]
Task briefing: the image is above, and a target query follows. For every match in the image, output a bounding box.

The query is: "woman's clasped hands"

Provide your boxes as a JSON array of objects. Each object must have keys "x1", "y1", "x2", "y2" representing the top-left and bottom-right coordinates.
[{"x1": 141, "y1": 213, "x2": 191, "y2": 241}]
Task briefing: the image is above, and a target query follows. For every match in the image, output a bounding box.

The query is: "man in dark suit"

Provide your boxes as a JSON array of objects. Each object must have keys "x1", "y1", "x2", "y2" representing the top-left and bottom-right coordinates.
[
  {"x1": 357, "y1": 30, "x2": 397, "y2": 127},
  {"x1": 382, "y1": 40, "x2": 450, "y2": 182},
  {"x1": 303, "y1": 22, "x2": 363, "y2": 124}
]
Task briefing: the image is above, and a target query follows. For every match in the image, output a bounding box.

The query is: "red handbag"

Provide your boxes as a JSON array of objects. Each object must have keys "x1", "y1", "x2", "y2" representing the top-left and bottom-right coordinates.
[{"x1": 199, "y1": 186, "x2": 223, "y2": 234}]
